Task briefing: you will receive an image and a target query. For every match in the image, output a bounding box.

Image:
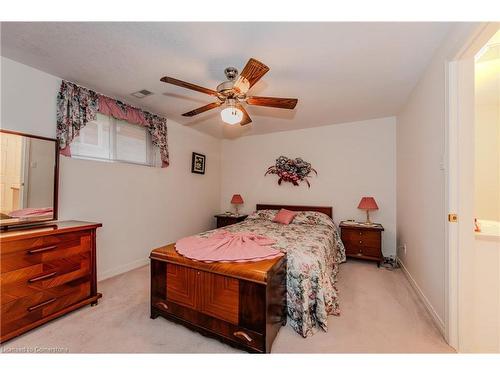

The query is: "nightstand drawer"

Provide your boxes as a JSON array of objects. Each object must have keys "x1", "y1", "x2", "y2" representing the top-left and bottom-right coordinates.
[
  {"x1": 217, "y1": 217, "x2": 237, "y2": 228},
  {"x1": 358, "y1": 246, "x2": 381, "y2": 258},
  {"x1": 214, "y1": 215, "x2": 248, "y2": 229},
  {"x1": 344, "y1": 244, "x2": 381, "y2": 258},
  {"x1": 341, "y1": 228, "x2": 381, "y2": 248}
]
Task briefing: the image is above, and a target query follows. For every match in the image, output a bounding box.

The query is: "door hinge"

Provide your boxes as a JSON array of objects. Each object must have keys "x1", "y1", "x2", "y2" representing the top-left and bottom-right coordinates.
[{"x1": 448, "y1": 213, "x2": 458, "y2": 222}]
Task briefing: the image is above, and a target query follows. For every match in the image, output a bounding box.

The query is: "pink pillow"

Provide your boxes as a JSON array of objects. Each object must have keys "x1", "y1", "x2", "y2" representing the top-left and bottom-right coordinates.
[{"x1": 273, "y1": 209, "x2": 297, "y2": 225}]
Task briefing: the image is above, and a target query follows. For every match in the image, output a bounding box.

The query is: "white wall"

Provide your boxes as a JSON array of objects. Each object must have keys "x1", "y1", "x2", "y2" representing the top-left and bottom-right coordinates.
[
  {"x1": 1, "y1": 57, "x2": 221, "y2": 280},
  {"x1": 396, "y1": 23, "x2": 480, "y2": 333},
  {"x1": 220, "y1": 117, "x2": 397, "y2": 256},
  {"x1": 475, "y1": 52, "x2": 500, "y2": 221}
]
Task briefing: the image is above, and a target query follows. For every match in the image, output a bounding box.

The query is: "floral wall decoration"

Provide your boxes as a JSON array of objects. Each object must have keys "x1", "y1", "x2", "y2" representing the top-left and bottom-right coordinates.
[{"x1": 265, "y1": 156, "x2": 317, "y2": 187}]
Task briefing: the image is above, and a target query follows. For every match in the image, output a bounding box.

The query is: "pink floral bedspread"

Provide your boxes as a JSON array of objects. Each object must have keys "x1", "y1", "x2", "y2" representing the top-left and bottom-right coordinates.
[{"x1": 197, "y1": 211, "x2": 346, "y2": 338}]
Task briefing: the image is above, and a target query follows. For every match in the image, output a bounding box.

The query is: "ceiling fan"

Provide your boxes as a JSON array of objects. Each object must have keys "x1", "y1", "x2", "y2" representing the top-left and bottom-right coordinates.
[{"x1": 160, "y1": 58, "x2": 298, "y2": 126}]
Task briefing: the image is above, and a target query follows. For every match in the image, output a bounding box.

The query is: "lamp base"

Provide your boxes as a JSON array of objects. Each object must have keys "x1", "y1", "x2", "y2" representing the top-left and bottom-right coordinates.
[{"x1": 364, "y1": 210, "x2": 372, "y2": 225}]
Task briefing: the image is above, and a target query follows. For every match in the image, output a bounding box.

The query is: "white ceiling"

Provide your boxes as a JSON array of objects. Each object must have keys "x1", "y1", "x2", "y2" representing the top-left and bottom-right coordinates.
[{"x1": 1, "y1": 22, "x2": 454, "y2": 139}]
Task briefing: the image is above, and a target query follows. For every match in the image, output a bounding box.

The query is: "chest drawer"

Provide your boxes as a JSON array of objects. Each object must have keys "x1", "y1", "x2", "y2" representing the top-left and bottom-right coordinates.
[
  {"x1": 1, "y1": 252, "x2": 91, "y2": 305},
  {"x1": 1, "y1": 278, "x2": 91, "y2": 337},
  {"x1": 0, "y1": 231, "x2": 91, "y2": 274}
]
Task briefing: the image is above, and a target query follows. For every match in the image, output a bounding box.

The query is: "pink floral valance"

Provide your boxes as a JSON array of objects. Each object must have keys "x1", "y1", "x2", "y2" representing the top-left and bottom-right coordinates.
[{"x1": 57, "y1": 80, "x2": 169, "y2": 167}]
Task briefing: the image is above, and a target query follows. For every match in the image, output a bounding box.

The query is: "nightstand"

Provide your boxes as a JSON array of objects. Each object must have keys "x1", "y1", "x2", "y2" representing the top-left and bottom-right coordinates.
[
  {"x1": 214, "y1": 214, "x2": 248, "y2": 228},
  {"x1": 339, "y1": 221, "x2": 384, "y2": 267}
]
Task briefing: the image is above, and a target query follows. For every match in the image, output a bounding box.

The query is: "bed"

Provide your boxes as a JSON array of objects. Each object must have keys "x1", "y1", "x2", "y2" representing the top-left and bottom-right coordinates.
[
  {"x1": 150, "y1": 204, "x2": 346, "y2": 352},
  {"x1": 212, "y1": 204, "x2": 346, "y2": 337}
]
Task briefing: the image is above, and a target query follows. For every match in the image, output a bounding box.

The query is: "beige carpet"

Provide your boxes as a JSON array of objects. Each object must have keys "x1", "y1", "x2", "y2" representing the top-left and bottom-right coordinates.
[{"x1": 1, "y1": 260, "x2": 454, "y2": 353}]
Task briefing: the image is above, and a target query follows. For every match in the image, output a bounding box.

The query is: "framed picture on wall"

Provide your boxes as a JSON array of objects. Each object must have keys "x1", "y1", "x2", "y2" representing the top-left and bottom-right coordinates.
[{"x1": 191, "y1": 152, "x2": 206, "y2": 174}]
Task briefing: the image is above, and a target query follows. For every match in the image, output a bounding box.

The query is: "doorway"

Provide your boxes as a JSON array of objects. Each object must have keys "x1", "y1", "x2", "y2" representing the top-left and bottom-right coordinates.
[
  {"x1": 0, "y1": 131, "x2": 28, "y2": 214},
  {"x1": 447, "y1": 24, "x2": 500, "y2": 353}
]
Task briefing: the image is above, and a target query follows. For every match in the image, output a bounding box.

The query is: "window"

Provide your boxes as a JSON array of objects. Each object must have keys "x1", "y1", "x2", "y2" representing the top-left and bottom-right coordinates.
[{"x1": 71, "y1": 113, "x2": 157, "y2": 166}]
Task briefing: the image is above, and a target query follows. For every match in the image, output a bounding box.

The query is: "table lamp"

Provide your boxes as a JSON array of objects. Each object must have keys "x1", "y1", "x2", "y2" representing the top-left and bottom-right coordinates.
[
  {"x1": 231, "y1": 194, "x2": 244, "y2": 216},
  {"x1": 358, "y1": 197, "x2": 378, "y2": 224}
]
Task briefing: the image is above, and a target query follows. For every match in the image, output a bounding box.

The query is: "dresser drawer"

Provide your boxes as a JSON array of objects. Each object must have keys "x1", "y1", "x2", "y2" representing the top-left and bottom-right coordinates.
[
  {"x1": 0, "y1": 231, "x2": 91, "y2": 274},
  {"x1": 1, "y1": 252, "x2": 91, "y2": 305},
  {"x1": 1, "y1": 278, "x2": 91, "y2": 336}
]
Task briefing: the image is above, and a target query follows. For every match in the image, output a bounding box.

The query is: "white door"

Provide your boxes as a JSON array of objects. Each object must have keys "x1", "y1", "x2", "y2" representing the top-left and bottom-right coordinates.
[
  {"x1": 447, "y1": 24, "x2": 500, "y2": 353},
  {"x1": 0, "y1": 132, "x2": 24, "y2": 214}
]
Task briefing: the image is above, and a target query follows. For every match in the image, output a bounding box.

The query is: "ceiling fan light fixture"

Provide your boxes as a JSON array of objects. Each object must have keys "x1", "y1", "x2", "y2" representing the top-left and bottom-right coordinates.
[
  {"x1": 160, "y1": 58, "x2": 297, "y2": 127},
  {"x1": 220, "y1": 106, "x2": 243, "y2": 125}
]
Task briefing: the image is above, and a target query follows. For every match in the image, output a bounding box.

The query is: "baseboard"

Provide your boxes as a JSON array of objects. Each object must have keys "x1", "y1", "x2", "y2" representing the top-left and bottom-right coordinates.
[
  {"x1": 97, "y1": 258, "x2": 149, "y2": 281},
  {"x1": 397, "y1": 257, "x2": 446, "y2": 336}
]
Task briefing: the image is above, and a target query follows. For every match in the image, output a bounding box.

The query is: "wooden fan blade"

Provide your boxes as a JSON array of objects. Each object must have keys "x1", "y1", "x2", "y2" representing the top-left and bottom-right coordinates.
[
  {"x1": 161, "y1": 76, "x2": 219, "y2": 97},
  {"x1": 182, "y1": 102, "x2": 222, "y2": 117},
  {"x1": 233, "y1": 58, "x2": 269, "y2": 94},
  {"x1": 246, "y1": 96, "x2": 298, "y2": 109},
  {"x1": 235, "y1": 103, "x2": 252, "y2": 126}
]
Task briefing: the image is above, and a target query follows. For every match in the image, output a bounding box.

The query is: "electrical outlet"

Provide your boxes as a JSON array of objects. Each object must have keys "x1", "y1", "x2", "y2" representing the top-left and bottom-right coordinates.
[{"x1": 398, "y1": 243, "x2": 407, "y2": 256}]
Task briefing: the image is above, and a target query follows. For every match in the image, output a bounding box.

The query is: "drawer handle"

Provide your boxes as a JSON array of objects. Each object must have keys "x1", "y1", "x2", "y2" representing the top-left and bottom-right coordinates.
[
  {"x1": 28, "y1": 271, "x2": 58, "y2": 283},
  {"x1": 27, "y1": 245, "x2": 57, "y2": 255},
  {"x1": 27, "y1": 297, "x2": 57, "y2": 312},
  {"x1": 233, "y1": 331, "x2": 253, "y2": 343},
  {"x1": 359, "y1": 240, "x2": 363, "y2": 244},
  {"x1": 155, "y1": 302, "x2": 169, "y2": 311}
]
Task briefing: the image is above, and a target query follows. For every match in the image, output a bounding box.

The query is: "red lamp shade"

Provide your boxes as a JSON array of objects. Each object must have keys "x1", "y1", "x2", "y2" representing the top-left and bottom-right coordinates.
[
  {"x1": 231, "y1": 194, "x2": 244, "y2": 205},
  {"x1": 358, "y1": 197, "x2": 378, "y2": 210}
]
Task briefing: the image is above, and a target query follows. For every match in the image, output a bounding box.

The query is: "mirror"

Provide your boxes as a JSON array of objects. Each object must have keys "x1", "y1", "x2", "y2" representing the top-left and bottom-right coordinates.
[{"x1": 0, "y1": 130, "x2": 59, "y2": 228}]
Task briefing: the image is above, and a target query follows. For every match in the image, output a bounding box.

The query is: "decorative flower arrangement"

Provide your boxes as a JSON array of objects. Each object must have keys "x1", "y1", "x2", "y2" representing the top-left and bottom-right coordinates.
[{"x1": 265, "y1": 156, "x2": 317, "y2": 187}]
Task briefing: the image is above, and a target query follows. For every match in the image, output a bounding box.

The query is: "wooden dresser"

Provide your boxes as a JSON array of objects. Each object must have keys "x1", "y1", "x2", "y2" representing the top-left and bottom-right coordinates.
[
  {"x1": 150, "y1": 243, "x2": 287, "y2": 353},
  {"x1": 0, "y1": 221, "x2": 102, "y2": 343},
  {"x1": 340, "y1": 222, "x2": 384, "y2": 267}
]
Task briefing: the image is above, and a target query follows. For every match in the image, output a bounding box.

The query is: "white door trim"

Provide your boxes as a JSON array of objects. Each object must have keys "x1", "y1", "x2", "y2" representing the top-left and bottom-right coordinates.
[
  {"x1": 20, "y1": 137, "x2": 30, "y2": 207},
  {"x1": 445, "y1": 22, "x2": 500, "y2": 352}
]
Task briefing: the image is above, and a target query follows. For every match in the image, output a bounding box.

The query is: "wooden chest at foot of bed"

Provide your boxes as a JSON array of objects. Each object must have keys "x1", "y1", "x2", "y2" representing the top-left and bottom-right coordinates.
[{"x1": 149, "y1": 243, "x2": 287, "y2": 353}]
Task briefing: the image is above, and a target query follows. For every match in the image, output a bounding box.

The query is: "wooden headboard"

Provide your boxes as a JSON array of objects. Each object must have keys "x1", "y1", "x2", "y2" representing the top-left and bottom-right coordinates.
[{"x1": 256, "y1": 204, "x2": 332, "y2": 218}]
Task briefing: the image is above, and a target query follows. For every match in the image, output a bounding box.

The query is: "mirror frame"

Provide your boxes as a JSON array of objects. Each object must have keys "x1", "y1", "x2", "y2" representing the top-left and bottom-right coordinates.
[{"x1": 0, "y1": 129, "x2": 59, "y2": 229}]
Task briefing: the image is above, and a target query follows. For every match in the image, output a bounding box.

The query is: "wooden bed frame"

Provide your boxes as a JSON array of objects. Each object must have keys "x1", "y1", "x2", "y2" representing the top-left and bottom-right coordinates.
[
  {"x1": 149, "y1": 204, "x2": 332, "y2": 353},
  {"x1": 256, "y1": 204, "x2": 333, "y2": 218}
]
